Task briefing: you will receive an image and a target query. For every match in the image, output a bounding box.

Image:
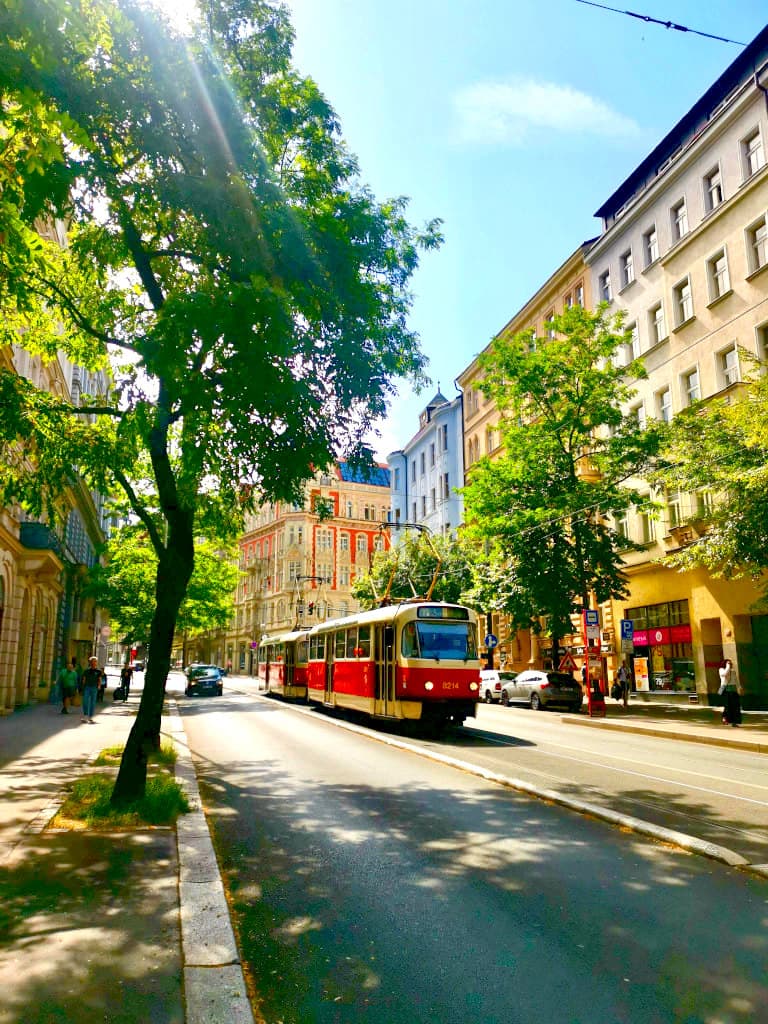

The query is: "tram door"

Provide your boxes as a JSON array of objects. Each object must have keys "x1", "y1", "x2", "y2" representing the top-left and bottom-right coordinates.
[
  {"x1": 324, "y1": 633, "x2": 334, "y2": 704},
  {"x1": 285, "y1": 643, "x2": 294, "y2": 689},
  {"x1": 376, "y1": 624, "x2": 396, "y2": 715}
]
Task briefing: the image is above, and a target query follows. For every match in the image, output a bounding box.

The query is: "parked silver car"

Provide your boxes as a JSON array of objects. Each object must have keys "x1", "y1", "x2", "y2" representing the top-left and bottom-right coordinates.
[{"x1": 500, "y1": 669, "x2": 582, "y2": 712}]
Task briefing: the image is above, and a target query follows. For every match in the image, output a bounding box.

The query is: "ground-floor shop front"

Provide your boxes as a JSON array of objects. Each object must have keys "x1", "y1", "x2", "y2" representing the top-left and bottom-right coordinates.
[{"x1": 610, "y1": 565, "x2": 768, "y2": 709}]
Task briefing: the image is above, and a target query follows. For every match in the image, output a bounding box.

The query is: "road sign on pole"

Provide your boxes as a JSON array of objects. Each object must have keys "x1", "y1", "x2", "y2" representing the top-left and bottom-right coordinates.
[{"x1": 484, "y1": 634, "x2": 498, "y2": 649}]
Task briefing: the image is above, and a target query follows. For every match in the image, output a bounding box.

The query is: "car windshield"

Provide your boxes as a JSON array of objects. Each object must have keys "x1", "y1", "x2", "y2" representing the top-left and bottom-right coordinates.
[
  {"x1": 499, "y1": 672, "x2": 517, "y2": 680},
  {"x1": 190, "y1": 666, "x2": 217, "y2": 677}
]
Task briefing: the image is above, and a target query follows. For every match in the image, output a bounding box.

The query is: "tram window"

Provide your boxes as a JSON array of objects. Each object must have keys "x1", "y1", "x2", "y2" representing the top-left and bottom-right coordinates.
[
  {"x1": 335, "y1": 631, "x2": 346, "y2": 659},
  {"x1": 346, "y1": 629, "x2": 357, "y2": 658},
  {"x1": 358, "y1": 625, "x2": 371, "y2": 658},
  {"x1": 309, "y1": 635, "x2": 316, "y2": 660},
  {"x1": 298, "y1": 640, "x2": 308, "y2": 663},
  {"x1": 401, "y1": 621, "x2": 420, "y2": 657},
  {"x1": 317, "y1": 635, "x2": 326, "y2": 659}
]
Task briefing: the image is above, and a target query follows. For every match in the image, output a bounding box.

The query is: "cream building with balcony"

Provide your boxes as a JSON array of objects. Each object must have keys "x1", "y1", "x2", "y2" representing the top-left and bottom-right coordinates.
[{"x1": 586, "y1": 25, "x2": 768, "y2": 704}]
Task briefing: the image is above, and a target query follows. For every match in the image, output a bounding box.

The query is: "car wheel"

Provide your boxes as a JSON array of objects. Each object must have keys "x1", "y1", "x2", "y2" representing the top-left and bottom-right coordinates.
[
  {"x1": 185, "y1": 688, "x2": 191, "y2": 697},
  {"x1": 501, "y1": 691, "x2": 510, "y2": 706},
  {"x1": 217, "y1": 685, "x2": 223, "y2": 696},
  {"x1": 530, "y1": 693, "x2": 542, "y2": 711},
  {"x1": 484, "y1": 690, "x2": 493, "y2": 703}
]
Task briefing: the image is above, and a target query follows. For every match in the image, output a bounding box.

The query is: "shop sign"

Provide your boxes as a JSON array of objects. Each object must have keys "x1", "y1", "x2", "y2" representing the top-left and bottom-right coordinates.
[
  {"x1": 670, "y1": 624, "x2": 692, "y2": 643},
  {"x1": 633, "y1": 625, "x2": 692, "y2": 646}
]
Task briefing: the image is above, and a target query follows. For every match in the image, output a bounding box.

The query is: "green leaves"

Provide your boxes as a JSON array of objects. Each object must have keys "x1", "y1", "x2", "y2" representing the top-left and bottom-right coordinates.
[{"x1": 463, "y1": 305, "x2": 660, "y2": 645}]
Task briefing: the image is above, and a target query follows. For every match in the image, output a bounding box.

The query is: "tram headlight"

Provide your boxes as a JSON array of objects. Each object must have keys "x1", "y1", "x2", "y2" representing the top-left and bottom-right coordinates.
[
  {"x1": 469, "y1": 681, "x2": 478, "y2": 692},
  {"x1": 424, "y1": 681, "x2": 434, "y2": 691}
]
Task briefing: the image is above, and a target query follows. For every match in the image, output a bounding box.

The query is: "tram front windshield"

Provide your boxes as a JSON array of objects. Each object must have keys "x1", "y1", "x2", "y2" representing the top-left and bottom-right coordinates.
[{"x1": 402, "y1": 621, "x2": 478, "y2": 660}]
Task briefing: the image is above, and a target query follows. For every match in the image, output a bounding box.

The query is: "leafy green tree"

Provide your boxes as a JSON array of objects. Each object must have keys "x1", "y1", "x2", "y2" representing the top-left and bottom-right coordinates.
[
  {"x1": 86, "y1": 527, "x2": 240, "y2": 651},
  {"x1": 352, "y1": 530, "x2": 475, "y2": 608},
  {"x1": 653, "y1": 361, "x2": 768, "y2": 604},
  {"x1": 0, "y1": 0, "x2": 440, "y2": 801},
  {"x1": 461, "y1": 305, "x2": 660, "y2": 657}
]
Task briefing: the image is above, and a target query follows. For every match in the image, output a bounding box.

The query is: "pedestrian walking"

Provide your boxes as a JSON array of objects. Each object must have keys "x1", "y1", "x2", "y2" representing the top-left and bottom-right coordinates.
[
  {"x1": 57, "y1": 658, "x2": 79, "y2": 715},
  {"x1": 119, "y1": 663, "x2": 133, "y2": 699},
  {"x1": 719, "y1": 658, "x2": 742, "y2": 726},
  {"x1": 80, "y1": 656, "x2": 103, "y2": 724}
]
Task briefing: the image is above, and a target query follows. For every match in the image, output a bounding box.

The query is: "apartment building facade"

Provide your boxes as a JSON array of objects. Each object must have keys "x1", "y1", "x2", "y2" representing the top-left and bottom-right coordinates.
[
  {"x1": 586, "y1": 25, "x2": 768, "y2": 704},
  {"x1": 456, "y1": 242, "x2": 597, "y2": 674},
  {"x1": 387, "y1": 389, "x2": 464, "y2": 539},
  {"x1": 214, "y1": 464, "x2": 391, "y2": 674},
  {"x1": 0, "y1": 334, "x2": 111, "y2": 712}
]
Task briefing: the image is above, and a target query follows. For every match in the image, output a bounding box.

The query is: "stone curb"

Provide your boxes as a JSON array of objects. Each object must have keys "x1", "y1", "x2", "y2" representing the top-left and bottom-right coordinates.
[
  {"x1": 564, "y1": 715, "x2": 768, "y2": 753},
  {"x1": 241, "y1": 689, "x2": 757, "y2": 875},
  {"x1": 168, "y1": 701, "x2": 255, "y2": 1024}
]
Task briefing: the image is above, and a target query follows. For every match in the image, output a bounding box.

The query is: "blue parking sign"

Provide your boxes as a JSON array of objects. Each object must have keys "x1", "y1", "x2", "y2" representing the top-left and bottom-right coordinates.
[{"x1": 620, "y1": 619, "x2": 634, "y2": 640}]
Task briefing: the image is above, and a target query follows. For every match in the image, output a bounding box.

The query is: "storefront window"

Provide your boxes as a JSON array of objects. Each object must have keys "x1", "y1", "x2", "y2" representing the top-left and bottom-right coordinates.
[{"x1": 625, "y1": 601, "x2": 694, "y2": 692}]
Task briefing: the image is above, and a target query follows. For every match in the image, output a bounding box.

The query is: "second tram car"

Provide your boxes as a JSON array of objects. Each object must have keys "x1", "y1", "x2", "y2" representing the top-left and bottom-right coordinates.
[
  {"x1": 303, "y1": 601, "x2": 481, "y2": 730},
  {"x1": 257, "y1": 629, "x2": 309, "y2": 700}
]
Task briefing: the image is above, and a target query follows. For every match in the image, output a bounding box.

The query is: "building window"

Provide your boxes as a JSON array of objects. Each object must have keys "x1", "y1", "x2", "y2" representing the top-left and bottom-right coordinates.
[
  {"x1": 564, "y1": 292, "x2": 573, "y2": 308},
  {"x1": 614, "y1": 512, "x2": 628, "y2": 539},
  {"x1": 430, "y1": 442, "x2": 435, "y2": 467},
  {"x1": 393, "y1": 467, "x2": 400, "y2": 490},
  {"x1": 421, "y1": 496, "x2": 427, "y2": 517},
  {"x1": 340, "y1": 532, "x2": 349, "y2": 552},
  {"x1": 631, "y1": 402, "x2": 647, "y2": 429},
  {"x1": 673, "y1": 277, "x2": 693, "y2": 326},
  {"x1": 666, "y1": 490, "x2": 682, "y2": 530},
  {"x1": 649, "y1": 302, "x2": 666, "y2": 346},
  {"x1": 430, "y1": 487, "x2": 436, "y2": 510},
  {"x1": 441, "y1": 472, "x2": 450, "y2": 500},
  {"x1": 703, "y1": 166, "x2": 723, "y2": 212},
  {"x1": 411, "y1": 502, "x2": 416, "y2": 522},
  {"x1": 707, "y1": 249, "x2": 730, "y2": 301},
  {"x1": 742, "y1": 129, "x2": 764, "y2": 179},
  {"x1": 338, "y1": 567, "x2": 350, "y2": 587},
  {"x1": 756, "y1": 323, "x2": 768, "y2": 361},
  {"x1": 420, "y1": 451, "x2": 426, "y2": 475},
  {"x1": 545, "y1": 310, "x2": 555, "y2": 339},
  {"x1": 683, "y1": 368, "x2": 701, "y2": 406},
  {"x1": 356, "y1": 535, "x2": 367, "y2": 553},
  {"x1": 575, "y1": 282, "x2": 584, "y2": 306},
  {"x1": 719, "y1": 345, "x2": 740, "y2": 388},
  {"x1": 410, "y1": 462, "x2": 415, "y2": 484},
  {"x1": 598, "y1": 270, "x2": 612, "y2": 302},
  {"x1": 619, "y1": 249, "x2": 634, "y2": 289},
  {"x1": 439, "y1": 424, "x2": 448, "y2": 452},
  {"x1": 628, "y1": 321, "x2": 640, "y2": 361},
  {"x1": 643, "y1": 226, "x2": 659, "y2": 267},
  {"x1": 288, "y1": 561, "x2": 301, "y2": 582},
  {"x1": 746, "y1": 215, "x2": 768, "y2": 274},
  {"x1": 671, "y1": 199, "x2": 688, "y2": 241},
  {"x1": 639, "y1": 509, "x2": 655, "y2": 545},
  {"x1": 346, "y1": 499, "x2": 353, "y2": 517},
  {"x1": 656, "y1": 387, "x2": 672, "y2": 423}
]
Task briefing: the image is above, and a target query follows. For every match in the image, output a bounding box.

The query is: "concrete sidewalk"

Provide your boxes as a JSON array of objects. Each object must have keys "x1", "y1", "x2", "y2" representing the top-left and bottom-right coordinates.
[
  {"x1": 564, "y1": 700, "x2": 768, "y2": 753},
  {"x1": 0, "y1": 684, "x2": 253, "y2": 1024}
]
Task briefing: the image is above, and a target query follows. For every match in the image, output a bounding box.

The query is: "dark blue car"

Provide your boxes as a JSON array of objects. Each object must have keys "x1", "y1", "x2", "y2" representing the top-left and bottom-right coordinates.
[{"x1": 185, "y1": 665, "x2": 223, "y2": 697}]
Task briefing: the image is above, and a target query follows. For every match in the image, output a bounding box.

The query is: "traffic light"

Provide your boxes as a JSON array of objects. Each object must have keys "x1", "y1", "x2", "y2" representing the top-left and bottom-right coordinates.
[{"x1": 308, "y1": 602, "x2": 315, "y2": 615}]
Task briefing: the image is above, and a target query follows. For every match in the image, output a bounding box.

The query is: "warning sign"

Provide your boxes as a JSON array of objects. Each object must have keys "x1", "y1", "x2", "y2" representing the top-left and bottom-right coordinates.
[{"x1": 558, "y1": 652, "x2": 578, "y2": 672}]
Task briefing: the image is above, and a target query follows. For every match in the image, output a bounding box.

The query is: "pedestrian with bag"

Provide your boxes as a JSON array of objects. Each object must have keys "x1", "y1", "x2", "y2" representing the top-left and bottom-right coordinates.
[
  {"x1": 57, "y1": 657, "x2": 79, "y2": 715},
  {"x1": 80, "y1": 656, "x2": 102, "y2": 724},
  {"x1": 118, "y1": 662, "x2": 133, "y2": 701},
  {"x1": 719, "y1": 658, "x2": 742, "y2": 726}
]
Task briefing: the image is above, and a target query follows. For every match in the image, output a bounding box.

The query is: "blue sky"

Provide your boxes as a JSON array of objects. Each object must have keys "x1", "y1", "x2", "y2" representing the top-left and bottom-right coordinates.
[{"x1": 281, "y1": 1, "x2": 767, "y2": 458}]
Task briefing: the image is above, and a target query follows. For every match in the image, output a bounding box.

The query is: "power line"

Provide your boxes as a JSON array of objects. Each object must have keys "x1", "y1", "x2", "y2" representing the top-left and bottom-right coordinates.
[{"x1": 573, "y1": 0, "x2": 746, "y2": 46}]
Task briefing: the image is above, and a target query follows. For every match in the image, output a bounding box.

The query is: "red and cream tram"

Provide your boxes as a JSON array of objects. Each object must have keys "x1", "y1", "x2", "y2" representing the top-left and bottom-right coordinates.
[
  {"x1": 303, "y1": 601, "x2": 482, "y2": 730},
  {"x1": 257, "y1": 629, "x2": 309, "y2": 700}
]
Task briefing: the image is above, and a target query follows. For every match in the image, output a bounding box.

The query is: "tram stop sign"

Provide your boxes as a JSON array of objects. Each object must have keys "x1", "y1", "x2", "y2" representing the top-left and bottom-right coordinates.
[{"x1": 484, "y1": 633, "x2": 498, "y2": 649}]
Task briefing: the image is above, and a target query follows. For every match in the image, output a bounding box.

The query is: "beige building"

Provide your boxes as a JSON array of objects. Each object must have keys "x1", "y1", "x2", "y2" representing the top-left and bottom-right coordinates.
[
  {"x1": 200, "y1": 464, "x2": 392, "y2": 674},
  {"x1": 456, "y1": 242, "x2": 596, "y2": 674},
  {"x1": 0, "y1": 233, "x2": 111, "y2": 712},
  {"x1": 585, "y1": 25, "x2": 768, "y2": 704}
]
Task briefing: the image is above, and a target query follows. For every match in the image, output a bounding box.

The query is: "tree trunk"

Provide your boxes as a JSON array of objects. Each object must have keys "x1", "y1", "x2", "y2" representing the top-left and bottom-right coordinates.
[{"x1": 111, "y1": 529, "x2": 193, "y2": 805}]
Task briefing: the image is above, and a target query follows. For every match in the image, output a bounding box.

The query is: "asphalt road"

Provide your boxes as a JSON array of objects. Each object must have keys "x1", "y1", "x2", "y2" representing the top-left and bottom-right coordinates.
[{"x1": 176, "y1": 680, "x2": 768, "y2": 1024}]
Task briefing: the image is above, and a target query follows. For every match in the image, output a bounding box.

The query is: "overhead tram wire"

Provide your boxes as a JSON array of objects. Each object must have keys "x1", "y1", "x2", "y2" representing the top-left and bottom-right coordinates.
[{"x1": 573, "y1": 0, "x2": 746, "y2": 47}]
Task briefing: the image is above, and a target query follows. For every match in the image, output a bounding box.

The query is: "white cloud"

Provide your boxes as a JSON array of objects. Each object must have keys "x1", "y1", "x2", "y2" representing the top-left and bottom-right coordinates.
[{"x1": 454, "y1": 77, "x2": 641, "y2": 146}]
